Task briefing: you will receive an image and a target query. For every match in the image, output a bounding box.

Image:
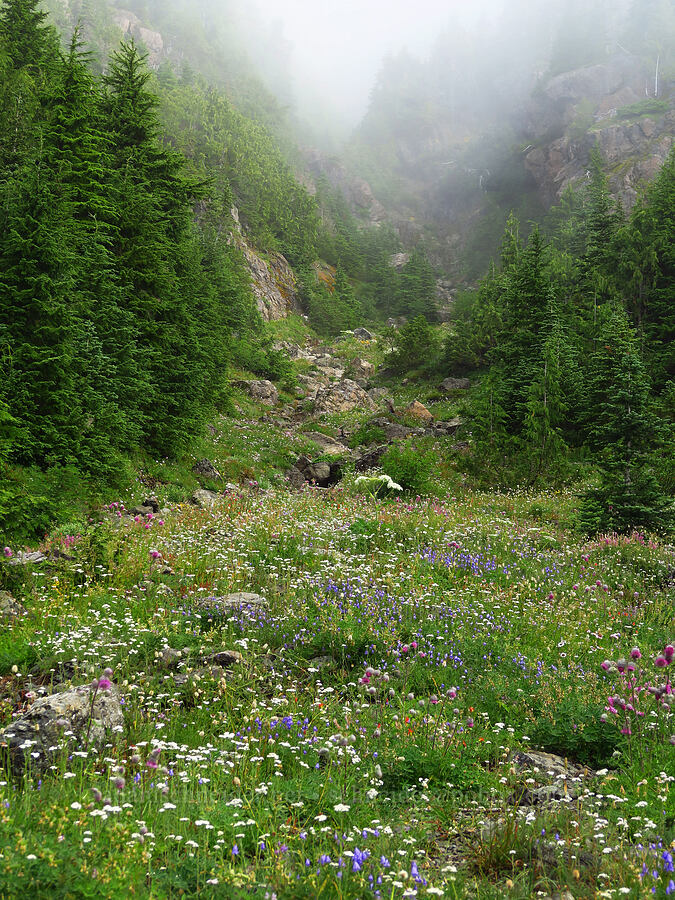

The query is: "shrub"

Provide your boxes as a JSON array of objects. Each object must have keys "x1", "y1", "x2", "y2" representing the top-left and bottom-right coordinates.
[{"x1": 379, "y1": 441, "x2": 435, "y2": 495}]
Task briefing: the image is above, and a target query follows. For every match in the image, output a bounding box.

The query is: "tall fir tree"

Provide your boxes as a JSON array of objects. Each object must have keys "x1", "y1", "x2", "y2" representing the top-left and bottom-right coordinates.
[
  {"x1": 101, "y1": 40, "x2": 212, "y2": 454},
  {"x1": 579, "y1": 304, "x2": 671, "y2": 534}
]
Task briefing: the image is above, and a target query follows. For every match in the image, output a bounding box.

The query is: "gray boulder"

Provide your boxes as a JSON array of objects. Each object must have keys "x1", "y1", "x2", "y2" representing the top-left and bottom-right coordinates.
[
  {"x1": 5, "y1": 551, "x2": 48, "y2": 568},
  {"x1": 0, "y1": 592, "x2": 27, "y2": 622},
  {"x1": 303, "y1": 431, "x2": 350, "y2": 457},
  {"x1": 292, "y1": 455, "x2": 342, "y2": 488},
  {"x1": 192, "y1": 459, "x2": 221, "y2": 479},
  {"x1": 353, "y1": 327, "x2": 374, "y2": 340},
  {"x1": 314, "y1": 379, "x2": 377, "y2": 416},
  {"x1": 351, "y1": 357, "x2": 375, "y2": 380},
  {"x1": 191, "y1": 489, "x2": 219, "y2": 509},
  {"x1": 440, "y1": 377, "x2": 471, "y2": 392},
  {"x1": 236, "y1": 380, "x2": 279, "y2": 406},
  {"x1": 0, "y1": 684, "x2": 124, "y2": 775}
]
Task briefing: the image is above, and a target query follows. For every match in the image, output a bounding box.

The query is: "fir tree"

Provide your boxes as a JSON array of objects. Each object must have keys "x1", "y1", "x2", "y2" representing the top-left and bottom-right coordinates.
[
  {"x1": 397, "y1": 247, "x2": 437, "y2": 321},
  {"x1": 0, "y1": 0, "x2": 52, "y2": 71},
  {"x1": 101, "y1": 40, "x2": 211, "y2": 454},
  {"x1": 579, "y1": 304, "x2": 671, "y2": 534}
]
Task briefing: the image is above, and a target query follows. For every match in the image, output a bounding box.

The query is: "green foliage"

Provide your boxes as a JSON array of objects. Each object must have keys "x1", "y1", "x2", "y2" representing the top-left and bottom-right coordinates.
[
  {"x1": 617, "y1": 98, "x2": 670, "y2": 119},
  {"x1": 389, "y1": 316, "x2": 439, "y2": 374},
  {"x1": 578, "y1": 305, "x2": 672, "y2": 534},
  {"x1": 158, "y1": 74, "x2": 320, "y2": 267},
  {"x1": 298, "y1": 267, "x2": 361, "y2": 337},
  {"x1": 0, "y1": 464, "x2": 90, "y2": 545},
  {"x1": 617, "y1": 147, "x2": 675, "y2": 389},
  {"x1": 379, "y1": 440, "x2": 435, "y2": 495},
  {"x1": 396, "y1": 247, "x2": 437, "y2": 321}
]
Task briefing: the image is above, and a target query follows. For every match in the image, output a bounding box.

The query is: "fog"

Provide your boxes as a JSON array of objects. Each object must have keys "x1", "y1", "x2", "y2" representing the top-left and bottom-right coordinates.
[{"x1": 244, "y1": 0, "x2": 506, "y2": 130}]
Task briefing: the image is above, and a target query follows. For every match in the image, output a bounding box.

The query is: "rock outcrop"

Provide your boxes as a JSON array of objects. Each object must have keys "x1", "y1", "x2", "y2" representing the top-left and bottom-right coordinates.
[
  {"x1": 113, "y1": 10, "x2": 164, "y2": 67},
  {"x1": 229, "y1": 207, "x2": 300, "y2": 321},
  {"x1": 304, "y1": 151, "x2": 386, "y2": 224},
  {"x1": 525, "y1": 55, "x2": 674, "y2": 210}
]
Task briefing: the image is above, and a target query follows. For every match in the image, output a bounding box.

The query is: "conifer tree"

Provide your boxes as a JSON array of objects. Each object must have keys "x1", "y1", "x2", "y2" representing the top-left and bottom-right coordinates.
[
  {"x1": 579, "y1": 304, "x2": 671, "y2": 533},
  {"x1": 0, "y1": 0, "x2": 52, "y2": 71},
  {"x1": 333, "y1": 265, "x2": 361, "y2": 329},
  {"x1": 618, "y1": 147, "x2": 675, "y2": 387},
  {"x1": 499, "y1": 226, "x2": 554, "y2": 430},
  {"x1": 101, "y1": 40, "x2": 211, "y2": 454},
  {"x1": 397, "y1": 247, "x2": 437, "y2": 321}
]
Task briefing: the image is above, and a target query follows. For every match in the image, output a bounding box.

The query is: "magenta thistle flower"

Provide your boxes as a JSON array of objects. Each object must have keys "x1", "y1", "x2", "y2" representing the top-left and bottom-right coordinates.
[
  {"x1": 2, "y1": 547, "x2": 12, "y2": 558},
  {"x1": 630, "y1": 647, "x2": 642, "y2": 659},
  {"x1": 664, "y1": 645, "x2": 675, "y2": 661},
  {"x1": 656, "y1": 656, "x2": 668, "y2": 668}
]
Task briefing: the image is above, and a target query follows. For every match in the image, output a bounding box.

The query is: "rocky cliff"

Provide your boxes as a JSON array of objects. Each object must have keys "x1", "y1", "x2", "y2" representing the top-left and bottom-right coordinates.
[
  {"x1": 524, "y1": 55, "x2": 674, "y2": 210},
  {"x1": 112, "y1": 9, "x2": 164, "y2": 66}
]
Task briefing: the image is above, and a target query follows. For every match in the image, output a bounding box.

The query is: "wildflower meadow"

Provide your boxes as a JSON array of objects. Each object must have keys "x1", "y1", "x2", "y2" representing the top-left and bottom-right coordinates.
[{"x1": 1, "y1": 475, "x2": 674, "y2": 899}]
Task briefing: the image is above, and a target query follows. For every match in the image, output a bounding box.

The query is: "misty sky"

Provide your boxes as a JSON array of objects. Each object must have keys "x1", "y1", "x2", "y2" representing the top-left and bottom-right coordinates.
[{"x1": 250, "y1": 0, "x2": 504, "y2": 127}]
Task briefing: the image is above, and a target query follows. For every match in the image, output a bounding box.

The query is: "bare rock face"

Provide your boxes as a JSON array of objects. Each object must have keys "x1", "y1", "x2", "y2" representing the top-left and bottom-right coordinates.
[
  {"x1": 389, "y1": 252, "x2": 411, "y2": 270},
  {"x1": 113, "y1": 10, "x2": 164, "y2": 66},
  {"x1": 0, "y1": 685, "x2": 124, "y2": 775},
  {"x1": 304, "y1": 151, "x2": 386, "y2": 224},
  {"x1": 236, "y1": 380, "x2": 279, "y2": 406},
  {"x1": 229, "y1": 207, "x2": 299, "y2": 321},
  {"x1": 314, "y1": 380, "x2": 377, "y2": 416},
  {"x1": 524, "y1": 55, "x2": 674, "y2": 211}
]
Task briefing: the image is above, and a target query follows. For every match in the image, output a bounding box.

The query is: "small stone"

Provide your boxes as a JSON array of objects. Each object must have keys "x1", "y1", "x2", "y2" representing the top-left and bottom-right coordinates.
[
  {"x1": 158, "y1": 648, "x2": 182, "y2": 669},
  {"x1": 131, "y1": 505, "x2": 155, "y2": 517},
  {"x1": 207, "y1": 650, "x2": 243, "y2": 667}
]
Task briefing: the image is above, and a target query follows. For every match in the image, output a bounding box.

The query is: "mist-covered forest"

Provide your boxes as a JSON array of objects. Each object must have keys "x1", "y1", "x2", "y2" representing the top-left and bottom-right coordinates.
[{"x1": 0, "y1": 3, "x2": 675, "y2": 897}]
